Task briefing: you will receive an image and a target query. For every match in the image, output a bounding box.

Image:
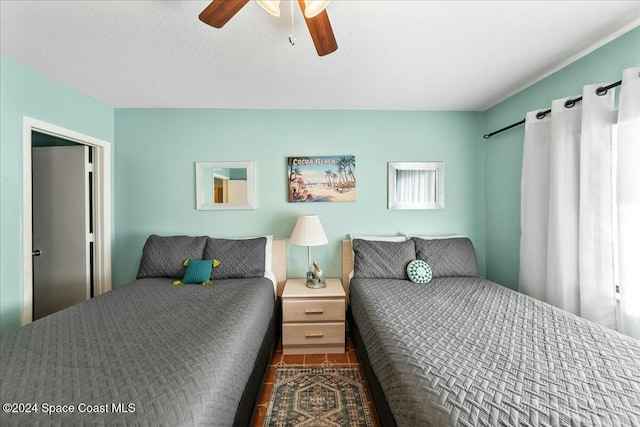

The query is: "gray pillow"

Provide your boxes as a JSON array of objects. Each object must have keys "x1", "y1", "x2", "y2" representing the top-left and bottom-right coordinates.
[
  {"x1": 137, "y1": 235, "x2": 208, "y2": 279},
  {"x1": 353, "y1": 239, "x2": 416, "y2": 279},
  {"x1": 411, "y1": 237, "x2": 479, "y2": 277},
  {"x1": 204, "y1": 237, "x2": 266, "y2": 279}
]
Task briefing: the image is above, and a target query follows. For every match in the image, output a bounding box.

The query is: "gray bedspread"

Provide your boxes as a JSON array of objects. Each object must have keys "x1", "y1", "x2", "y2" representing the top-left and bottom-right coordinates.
[
  {"x1": 350, "y1": 277, "x2": 640, "y2": 426},
  {"x1": 0, "y1": 277, "x2": 275, "y2": 426}
]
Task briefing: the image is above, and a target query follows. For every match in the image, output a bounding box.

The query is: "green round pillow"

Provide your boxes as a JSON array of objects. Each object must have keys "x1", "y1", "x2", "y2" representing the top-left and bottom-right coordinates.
[{"x1": 407, "y1": 260, "x2": 432, "y2": 284}]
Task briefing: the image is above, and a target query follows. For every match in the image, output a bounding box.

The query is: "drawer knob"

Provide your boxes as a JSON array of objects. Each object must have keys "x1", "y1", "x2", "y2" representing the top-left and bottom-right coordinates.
[
  {"x1": 305, "y1": 309, "x2": 324, "y2": 314},
  {"x1": 305, "y1": 333, "x2": 324, "y2": 338}
]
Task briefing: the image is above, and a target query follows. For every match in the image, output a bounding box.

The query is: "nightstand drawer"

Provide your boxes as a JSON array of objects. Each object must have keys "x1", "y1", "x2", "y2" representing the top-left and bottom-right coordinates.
[
  {"x1": 283, "y1": 322, "x2": 344, "y2": 345},
  {"x1": 283, "y1": 299, "x2": 345, "y2": 322}
]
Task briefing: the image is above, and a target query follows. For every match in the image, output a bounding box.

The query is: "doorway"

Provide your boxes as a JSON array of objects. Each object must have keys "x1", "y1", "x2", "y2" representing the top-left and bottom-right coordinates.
[{"x1": 22, "y1": 117, "x2": 112, "y2": 325}]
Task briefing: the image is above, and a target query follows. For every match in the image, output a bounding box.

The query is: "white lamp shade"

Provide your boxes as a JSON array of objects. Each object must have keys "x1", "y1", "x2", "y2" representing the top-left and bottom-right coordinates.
[
  {"x1": 257, "y1": 0, "x2": 280, "y2": 17},
  {"x1": 290, "y1": 215, "x2": 328, "y2": 246},
  {"x1": 304, "y1": 0, "x2": 330, "y2": 18}
]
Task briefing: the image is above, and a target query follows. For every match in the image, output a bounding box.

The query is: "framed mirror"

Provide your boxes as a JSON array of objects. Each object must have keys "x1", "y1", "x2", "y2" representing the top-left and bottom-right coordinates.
[
  {"x1": 388, "y1": 161, "x2": 445, "y2": 210},
  {"x1": 195, "y1": 161, "x2": 255, "y2": 210}
]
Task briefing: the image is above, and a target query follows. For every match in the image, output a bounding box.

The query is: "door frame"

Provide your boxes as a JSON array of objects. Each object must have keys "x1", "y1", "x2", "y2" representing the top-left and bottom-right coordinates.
[{"x1": 22, "y1": 116, "x2": 112, "y2": 326}]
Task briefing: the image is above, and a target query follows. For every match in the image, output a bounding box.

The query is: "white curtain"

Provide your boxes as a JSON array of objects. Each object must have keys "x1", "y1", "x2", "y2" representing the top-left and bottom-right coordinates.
[
  {"x1": 520, "y1": 67, "x2": 640, "y2": 339},
  {"x1": 617, "y1": 68, "x2": 640, "y2": 339},
  {"x1": 395, "y1": 169, "x2": 436, "y2": 204}
]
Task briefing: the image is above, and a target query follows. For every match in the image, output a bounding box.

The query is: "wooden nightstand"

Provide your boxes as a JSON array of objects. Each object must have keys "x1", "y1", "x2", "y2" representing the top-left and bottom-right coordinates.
[{"x1": 282, "y1": 278, "x2": 346, "y2": 355}]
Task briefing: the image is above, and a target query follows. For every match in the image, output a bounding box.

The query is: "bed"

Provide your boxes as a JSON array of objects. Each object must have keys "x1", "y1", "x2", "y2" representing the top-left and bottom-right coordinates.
[
  {"x1": 342, "y1": 237, "x2": 640, "y2": 426},
  {"x1": 0, "y1": 234, "x2": 286, "y2": 426}
]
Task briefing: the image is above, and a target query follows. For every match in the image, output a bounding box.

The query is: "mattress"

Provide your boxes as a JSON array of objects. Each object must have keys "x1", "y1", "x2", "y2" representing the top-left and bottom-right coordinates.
[
  {"x1": 350, "y1": 276, "x2": 640, "y2": 426},
  {"x1": 0, "y1": 277, "x2": 275, "y2": 426}
]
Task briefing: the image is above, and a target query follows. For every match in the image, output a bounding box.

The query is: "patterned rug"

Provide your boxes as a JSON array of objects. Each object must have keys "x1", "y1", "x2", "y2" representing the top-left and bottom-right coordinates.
[{"x1": 263, "y1": 366, "x2": 374, "y2": 427}]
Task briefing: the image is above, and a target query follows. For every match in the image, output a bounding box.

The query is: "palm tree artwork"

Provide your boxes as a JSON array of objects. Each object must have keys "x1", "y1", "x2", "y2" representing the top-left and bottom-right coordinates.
[{"x1": 287, "y1": 156, "x2": 356, "y2": 203}]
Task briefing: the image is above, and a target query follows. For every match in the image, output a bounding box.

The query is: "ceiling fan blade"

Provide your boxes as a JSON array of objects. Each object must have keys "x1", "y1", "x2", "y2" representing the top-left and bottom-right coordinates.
[
  {"x1": 199, "y1": 0, "x2": 249, "y2": 29},
  {"x1": 297, "y1": 0, "x2": 338, "y2": 56}
]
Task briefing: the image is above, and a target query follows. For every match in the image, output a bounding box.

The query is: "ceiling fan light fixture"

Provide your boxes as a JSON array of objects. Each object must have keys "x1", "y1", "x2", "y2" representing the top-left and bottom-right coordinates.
[
  {"x1": 303, "y1": 0, "x2": 330, "y2": 18},
  {"x1": 257, "y1": 0, "x2": 281, "y2": 17}
]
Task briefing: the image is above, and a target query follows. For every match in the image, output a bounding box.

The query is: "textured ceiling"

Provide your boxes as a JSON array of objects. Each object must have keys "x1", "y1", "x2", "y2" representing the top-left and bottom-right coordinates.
[{"x1": 1, "y1": 0, "x2": 639, "y2": 111}]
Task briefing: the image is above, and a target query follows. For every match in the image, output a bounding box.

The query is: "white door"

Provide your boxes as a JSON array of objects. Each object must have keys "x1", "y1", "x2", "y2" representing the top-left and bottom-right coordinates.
[
  {"x1": 32, "y1": 146, "x2": 92, "y2": 320},
  {"x1": 228, "y1": 180, "x2": 248, "y2": 204}
]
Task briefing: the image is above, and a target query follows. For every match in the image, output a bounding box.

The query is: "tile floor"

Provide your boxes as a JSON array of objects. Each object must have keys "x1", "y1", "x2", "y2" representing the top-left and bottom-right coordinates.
[{"x1": 250, "y1": 336, "x2": 380, "y2": 426}]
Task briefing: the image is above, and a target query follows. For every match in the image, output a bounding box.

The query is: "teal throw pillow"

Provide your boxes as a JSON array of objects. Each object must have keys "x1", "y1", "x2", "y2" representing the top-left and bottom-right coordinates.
[
  {"x1": 407, "y1": 260, "x2": 432, "y2": 284},
  {"x1": 174, "y1": 259, "x2": 220, "y2": 286}
]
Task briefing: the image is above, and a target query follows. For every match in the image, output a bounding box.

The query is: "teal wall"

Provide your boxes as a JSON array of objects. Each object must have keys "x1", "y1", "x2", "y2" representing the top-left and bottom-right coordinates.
[
  {"x1": 483, "y1": 27, "x2": 640, "y2": 290},
  {"x1": 0, "y1": 56, "x2": 114, "y2": 333},
  {"x1": 229, "y1": 168, "x2": 247, "y2": 180},
  {"x1": 113, "y1": 109, "x2": 486, "y2": 286}
]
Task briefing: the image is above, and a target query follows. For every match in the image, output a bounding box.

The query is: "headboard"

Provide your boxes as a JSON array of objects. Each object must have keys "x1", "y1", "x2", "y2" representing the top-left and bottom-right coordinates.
[
  {"x1": 272, "y1": 239, "x2": 287, "y2": 297},
  {"x1": 342, "y1": 240, "x2": 353, "y2": 304}
]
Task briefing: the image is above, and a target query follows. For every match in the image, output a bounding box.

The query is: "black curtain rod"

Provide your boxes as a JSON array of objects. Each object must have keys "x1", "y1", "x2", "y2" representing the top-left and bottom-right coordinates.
[{"x1": 483, "y1": 80, "x2": 623, "y2": 139}]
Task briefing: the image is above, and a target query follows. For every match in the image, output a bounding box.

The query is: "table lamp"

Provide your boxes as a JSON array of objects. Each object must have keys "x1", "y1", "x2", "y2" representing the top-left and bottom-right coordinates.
[{"x1": 290, "y1": 214, "x2": 328, "y2": 288}]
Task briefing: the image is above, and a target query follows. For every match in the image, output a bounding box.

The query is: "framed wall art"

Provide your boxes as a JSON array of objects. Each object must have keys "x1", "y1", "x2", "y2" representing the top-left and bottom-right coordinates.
[{"x1": 287, "y1": 156, "x2": 356, "y2": 203}]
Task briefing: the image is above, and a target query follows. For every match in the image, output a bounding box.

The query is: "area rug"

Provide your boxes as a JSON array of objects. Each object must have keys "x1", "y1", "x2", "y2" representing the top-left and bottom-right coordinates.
[{"x1": 263, "y1": 366, "x2": 374, "y2": 427}]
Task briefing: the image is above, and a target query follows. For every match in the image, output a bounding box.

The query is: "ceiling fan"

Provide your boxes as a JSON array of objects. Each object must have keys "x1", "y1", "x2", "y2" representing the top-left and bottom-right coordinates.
[{"x1": 199, "y1": 0, "x2": 338, "y2": 56}]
